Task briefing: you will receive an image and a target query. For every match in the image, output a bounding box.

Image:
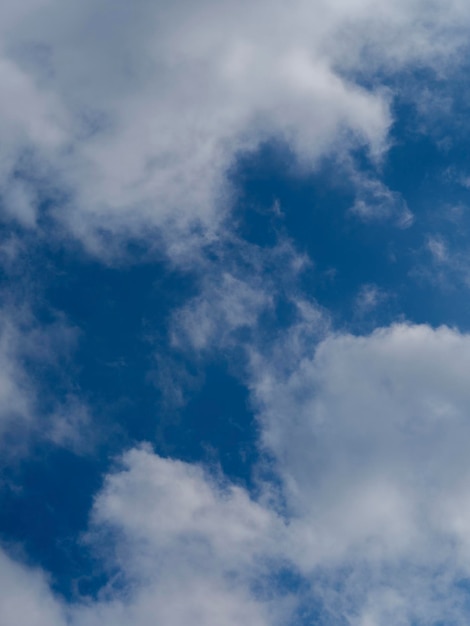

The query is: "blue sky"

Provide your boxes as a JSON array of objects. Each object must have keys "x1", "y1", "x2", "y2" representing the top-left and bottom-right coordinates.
[{"x1": 4, "y1": 2, "x2": 470, "y2": 625}]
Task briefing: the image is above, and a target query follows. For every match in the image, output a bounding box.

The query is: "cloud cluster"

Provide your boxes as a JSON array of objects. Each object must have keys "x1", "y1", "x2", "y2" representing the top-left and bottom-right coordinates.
[
  {"x1": 5, "y1": 322, "x2": 470, "y2": 624},
  {"x1": 1, "y1": 0, "x2": 469, "y2": 254}
]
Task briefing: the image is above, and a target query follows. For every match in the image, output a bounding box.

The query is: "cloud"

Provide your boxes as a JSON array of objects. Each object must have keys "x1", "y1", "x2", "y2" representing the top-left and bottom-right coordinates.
[
  {"x1": 169, "y1": 237, "x2": 308, "y2": 354},
  {"x1": 251, "y1": 322, "x2": 470, "y2": 622},
  {"x1": 0, "y1": 307, "x2": 36, "y2": 438},
  {"x1": 162, "y1": 234, "x2": 328, "y2": 412},
  {"x1": 171, "y1": 271, "x2": 272, "y2": 352},
  {"x1": 354, "y1": 283, "x2": 389, "y2": 315},
  {"x1": 0, "y1": 301, "x2": 89, "y2": 456},
  {"x1": 350, "y1": 174, "x2": 413, "y2": 227},
  {"x1": 414, "y1": 233, "x2": 470, "y2": 290},
  {"x1": 427, "y1": 235, "x2": 449, "y2": 263},
  {"x1": 0, "y1": 548, "x2": 65, "y2": 626},
  {"x1": 73, "y1": 446, "x2": 285, "y2": 626},
  {"x1": 1, "y1": 0, "x2": 469, "y2": 255}
]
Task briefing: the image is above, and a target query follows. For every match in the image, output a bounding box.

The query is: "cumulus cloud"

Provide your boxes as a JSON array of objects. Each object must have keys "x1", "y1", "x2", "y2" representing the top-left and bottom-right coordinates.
[
  {"x1": 74, "y1": 447, "x2": 285, "y2": 626},
  {"x1": 0, "y1": 548, "x2": 66, "y2": 626},
  {"x1": 251, "y1": 322, "x2": 470, "y2": 622},
  {"x1": 0, "y1": 0, "x2": 468, "y2": 254},
  {"x1": 1, "y1": 447, "x2": 287, "y2": 626},
  {"x1": 7, "y1": 323, "x2": 470, "y2": 624}
]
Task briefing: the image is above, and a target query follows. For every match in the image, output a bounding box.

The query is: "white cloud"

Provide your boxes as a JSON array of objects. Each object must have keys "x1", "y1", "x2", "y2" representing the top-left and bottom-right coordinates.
[
  {"x1": 0, "y1": 446, "x2": 288, "y2": 626},
  {"x1": 0, "y1": 0, "x2": 469, "y2": 254},
  {"x1": 90, "y1": 446, "x2": 277, "y2": 568},
  {"x1": 251, "y1": 322, "x2": 470, "y2": 622},
  {"x1": 0, "y1": 548, "x2": 65, "y2": 626},
  {"x1": 72, "y1": 446, "x2": 285, "y2": 626},
  {"x1": 0, "y1": 448, "x2": 288, "y2": 626}
]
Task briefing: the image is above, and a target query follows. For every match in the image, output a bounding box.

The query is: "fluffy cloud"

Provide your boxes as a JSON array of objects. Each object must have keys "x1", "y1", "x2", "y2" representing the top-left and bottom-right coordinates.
[
  {"x1": 73, "y1": 447, "x2": 285, "y2": 626},
  {"x1": 251, "y1": 322, "x2": 470, "y2": 622},
  {"x1": 1, "y1": 0, "x2": 469, "y2": 254},
  {"x1": 0, "y1": 548, "x2": 66, "y2": 626},
  {"x1": 1, "y1": 446, "x2": 287, "y2": 626}
]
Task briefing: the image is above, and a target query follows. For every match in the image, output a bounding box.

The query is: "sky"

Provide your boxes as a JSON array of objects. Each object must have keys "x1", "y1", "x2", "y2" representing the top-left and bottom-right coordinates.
[{"x1": 4, "y1": 1, "x2": 470, "y2": 625}]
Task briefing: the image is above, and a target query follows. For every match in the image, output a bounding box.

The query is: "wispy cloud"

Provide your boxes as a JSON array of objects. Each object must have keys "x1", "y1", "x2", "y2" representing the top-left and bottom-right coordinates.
[{"x1": 0, "y1": 301, "x2": 90, "y2": 458}]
